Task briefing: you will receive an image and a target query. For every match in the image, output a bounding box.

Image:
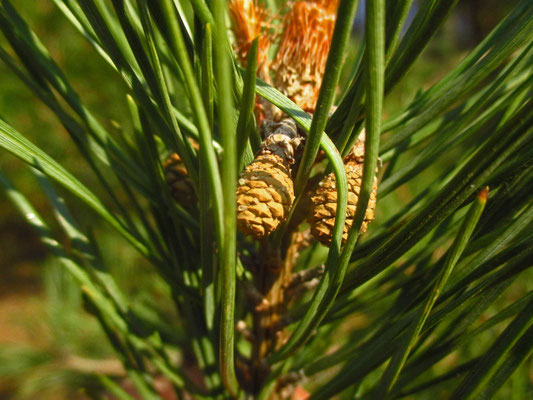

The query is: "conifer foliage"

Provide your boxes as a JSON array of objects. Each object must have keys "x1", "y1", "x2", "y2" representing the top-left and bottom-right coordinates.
[{"x1": 0, "y1": 0, "x2": 531, "y2": 398}]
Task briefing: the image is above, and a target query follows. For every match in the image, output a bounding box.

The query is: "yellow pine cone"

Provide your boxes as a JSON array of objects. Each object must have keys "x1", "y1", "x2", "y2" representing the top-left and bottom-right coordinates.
[
  {"x1": 308, "y1": 140, "x2": 378, "y2": 245},
  {"x1": 236, "y1": 119, "x2": 303, "y2": 239},
  {"x1": 163, "y1": 152, "x2": 196, "y2": 207}
]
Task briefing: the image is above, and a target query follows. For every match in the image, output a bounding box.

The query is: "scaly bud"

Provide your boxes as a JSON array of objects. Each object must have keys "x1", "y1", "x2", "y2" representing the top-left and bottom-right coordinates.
[
  {"x1": 229, "y1": 0, "x2": 272, "y2": 78},
  {"x1": 273, "y1": 0, "x2": 338, "y2": 112}
]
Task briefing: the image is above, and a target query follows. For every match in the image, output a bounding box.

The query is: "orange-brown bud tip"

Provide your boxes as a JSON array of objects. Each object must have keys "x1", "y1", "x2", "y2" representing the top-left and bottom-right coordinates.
[
  {"x1": 478, "y1": 186, "x2": 489, "y2": 203},
  {"x1": 228, "y1": 0, "x2": 271, "y2": 70}
]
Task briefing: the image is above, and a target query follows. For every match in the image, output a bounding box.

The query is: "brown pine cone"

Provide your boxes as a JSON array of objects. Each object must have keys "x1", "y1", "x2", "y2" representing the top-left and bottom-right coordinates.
[
  {"x1": 308, "y1": 140, "x2": 378, "y2": 245},
  {"x1": 162, "y1": 152, "x2": 196, "y2": 207},
  {"x1": 236, "y1": 119, "x2": 303, "y2": 239}
]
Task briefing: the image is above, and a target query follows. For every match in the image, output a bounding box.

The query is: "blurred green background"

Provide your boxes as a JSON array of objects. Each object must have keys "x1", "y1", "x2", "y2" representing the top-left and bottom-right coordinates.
[{"x1": 0, "y1": 1, "x2": 529, "y2": 399}]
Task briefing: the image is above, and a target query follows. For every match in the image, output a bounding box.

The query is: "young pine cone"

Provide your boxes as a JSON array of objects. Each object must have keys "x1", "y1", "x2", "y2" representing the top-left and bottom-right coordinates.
[
  {"x1": 163, "y1": 152, "x2": 196, "y2": 207},
  {"x1": 308, "y1": 140, "x2": 378, "y2": 245},
  {"x1": 236, "y1": 119, "x2": 303, "y2": 239}
]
